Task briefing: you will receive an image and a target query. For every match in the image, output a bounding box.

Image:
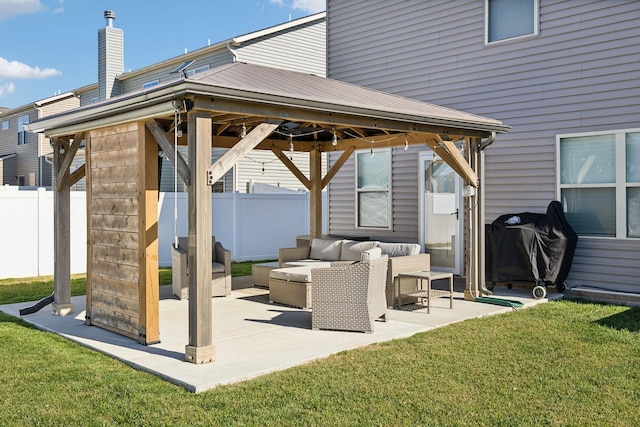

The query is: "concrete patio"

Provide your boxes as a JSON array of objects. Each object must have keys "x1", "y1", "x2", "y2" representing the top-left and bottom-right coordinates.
[{"x1": 0, "y1": 276, "x2": 562, "y2": 393}]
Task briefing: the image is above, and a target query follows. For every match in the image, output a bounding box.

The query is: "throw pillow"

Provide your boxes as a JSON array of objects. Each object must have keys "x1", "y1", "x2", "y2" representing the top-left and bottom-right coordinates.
[
  {"x1": 340, "y1": 240, "x2": 379, "y2": 261},
  {"x1": 309, "y1": 238, "x2": 343, "y2": 261},
  {"x1": 360, "y1": 247, "x2": 382, "y2": 261}
]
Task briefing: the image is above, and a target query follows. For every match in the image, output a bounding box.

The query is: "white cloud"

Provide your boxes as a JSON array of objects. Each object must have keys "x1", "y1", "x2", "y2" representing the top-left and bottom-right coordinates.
[
  {"x1": 0, "y1": 57, "x2": 61, "y2": 79},
  {"x1": 291, "y1": 0, "x2": 325, "y2": 13},
  {"x1": 0, "y1": 82, "x2": 17, "y2": 98},
  {"x1": 268, "y1": 0, "x2": 325, "y2": 14},
  {"x1": 0, "y1": 0, "x2": 46, "y2": 20}
]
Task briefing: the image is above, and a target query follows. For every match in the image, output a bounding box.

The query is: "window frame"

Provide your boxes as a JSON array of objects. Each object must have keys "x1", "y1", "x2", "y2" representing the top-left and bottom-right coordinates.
[
  {"x1": 142, "y1": 80, "x2": 159, "y2": 89},
  {"x1": 17, "y1": 115, "x2": 30, "y2": 145},
  {"x1": 485, "y1": 0, "x2": 539, "y2": 45},
  {"x1": 354, "y1": 147, "x2": 392, "y2": 230},
  {"x1": 556, "y1": 128, "x2": 640, "y2": 239},
  {"x1": 1, "y1": 120, "x2": 8, "y2": 130}
]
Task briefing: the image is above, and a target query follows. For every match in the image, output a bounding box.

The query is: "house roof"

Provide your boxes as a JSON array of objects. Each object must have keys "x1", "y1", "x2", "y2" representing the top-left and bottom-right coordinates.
[
  {"x1": 28, "y1": 61, "x2": 510, "y2": 137},
  {"x1": 117, "y1": 12, "x2": 326, "y2": 82}
]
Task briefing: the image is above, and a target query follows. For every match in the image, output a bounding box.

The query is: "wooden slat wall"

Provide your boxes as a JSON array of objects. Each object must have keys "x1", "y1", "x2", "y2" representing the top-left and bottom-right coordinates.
[{"x1": 87, "y1": 124, "x2": 141, "y2": 340}]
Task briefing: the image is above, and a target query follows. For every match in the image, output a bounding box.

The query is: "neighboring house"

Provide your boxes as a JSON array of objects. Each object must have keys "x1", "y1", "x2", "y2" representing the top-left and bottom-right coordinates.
[
  {"x1": 326, "y1": 0, "x2": 640, "y2": 293},
  {"x1": 69, "y1": 11, "x2": 327, "y2": 192},
  {"x1": 0, "y1": 92, "x2": 79, "y2": 186},
  {"x1": 2, "y1": 11, "x2": 327, "y2": 192}
]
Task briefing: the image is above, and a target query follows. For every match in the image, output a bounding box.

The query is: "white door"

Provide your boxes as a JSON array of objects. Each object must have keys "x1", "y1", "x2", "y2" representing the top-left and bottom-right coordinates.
[{"x1": 418, "y1": 152, "x2": 463, "y2": 274}]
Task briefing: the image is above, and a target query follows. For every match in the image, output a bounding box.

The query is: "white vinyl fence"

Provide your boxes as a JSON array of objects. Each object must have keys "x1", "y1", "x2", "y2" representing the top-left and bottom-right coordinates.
[{"x1": 0, "y1": 187, "x2": 326, "y2": 279}]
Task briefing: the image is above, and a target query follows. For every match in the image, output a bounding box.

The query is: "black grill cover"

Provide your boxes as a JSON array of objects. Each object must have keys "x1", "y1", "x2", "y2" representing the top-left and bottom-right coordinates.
[{"x1": 486, "y1": 201, "x2": 578, "y2": 285}]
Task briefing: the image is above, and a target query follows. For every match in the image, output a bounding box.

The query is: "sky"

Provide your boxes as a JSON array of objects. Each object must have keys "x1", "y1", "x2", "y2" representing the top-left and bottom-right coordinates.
[{"x1": 0, "y1": 0, "x2": 325, "y2": 109}]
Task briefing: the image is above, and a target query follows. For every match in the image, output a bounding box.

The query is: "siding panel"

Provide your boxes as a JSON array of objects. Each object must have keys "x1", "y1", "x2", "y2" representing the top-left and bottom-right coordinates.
[{"x1": 327, "y1": 0, "x2": 640, "y2": 292}]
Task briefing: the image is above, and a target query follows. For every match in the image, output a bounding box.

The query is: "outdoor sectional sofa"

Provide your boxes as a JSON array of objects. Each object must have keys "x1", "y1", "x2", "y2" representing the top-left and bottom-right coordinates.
[{"x1": 272, "y1": 237, "x2": 430, "y2": 308}]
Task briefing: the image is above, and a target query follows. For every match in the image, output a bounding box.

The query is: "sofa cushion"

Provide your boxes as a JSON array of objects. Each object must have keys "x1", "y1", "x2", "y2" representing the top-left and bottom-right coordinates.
[
  {"x1": 284, "y1": 260, "x2": 333, "y2": 268},
  {"x1": 378, "y1": 242, "x2": 421, "y2": 257},
  {"x1": 361, "y1": 247, "x2": 382, "y2": 261},
  {"x1": 212, "y1": 261, "x2": 226, "y2": 274},
  {"x1": 340, "y1": 240, "x2": 379, "y2": 261},
  {"x1": 270, "y1": 266, "x2": 320, "y2": 283},
  {"x1": 309, "y1": 238, "x2": 343, "y2": 261}
]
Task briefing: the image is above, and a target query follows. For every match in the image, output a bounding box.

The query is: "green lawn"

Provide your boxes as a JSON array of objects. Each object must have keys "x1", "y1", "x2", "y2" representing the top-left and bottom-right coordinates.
[{"x1": 0, "y1": 273, "x2": 639, "y2": 425}]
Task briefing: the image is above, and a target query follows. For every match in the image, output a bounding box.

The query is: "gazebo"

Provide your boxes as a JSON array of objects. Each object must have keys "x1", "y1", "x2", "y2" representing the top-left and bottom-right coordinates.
[{"x1": 27, "y1": 62, "x2": 510, "y2": 363}]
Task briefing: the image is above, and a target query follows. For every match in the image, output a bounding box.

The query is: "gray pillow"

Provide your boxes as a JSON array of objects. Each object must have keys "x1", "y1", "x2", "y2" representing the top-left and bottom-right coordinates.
[
  {"x1": 378, "y1": 242, "x2": 421, "y2": 257},
  {"x1": 309, "y1": 238, "x2": 343, "y2": 261},
  {"x1": 340, "y1": 240, "x2": 379, "y2": 261}
]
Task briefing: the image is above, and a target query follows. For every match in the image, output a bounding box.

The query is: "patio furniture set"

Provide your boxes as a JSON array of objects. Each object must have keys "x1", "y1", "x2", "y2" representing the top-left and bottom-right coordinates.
[{"x1": 171, "y1": 236, "x2": 453, "y2": 334}]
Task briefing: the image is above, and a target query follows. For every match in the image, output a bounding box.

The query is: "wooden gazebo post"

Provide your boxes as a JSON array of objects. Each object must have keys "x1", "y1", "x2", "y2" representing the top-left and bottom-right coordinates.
[
  {"x1": 185, "y1": 108, "x2": 215, "y2": 364},
  {"x1": 309, "y1": 146, "x2": 323, "y2": 239},
  {"x1": 52, "y1": 138, "x2": 73, "y2": 316}
]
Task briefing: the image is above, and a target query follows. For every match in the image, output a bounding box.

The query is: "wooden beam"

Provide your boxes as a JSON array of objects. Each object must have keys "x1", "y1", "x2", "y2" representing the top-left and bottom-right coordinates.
[
  {"x1": 439, "y1": 137, "x2": 479, "y2": 187},
  {"x1": 52, "y1": 138, "x2": 72, "y2": 316},
  {"x1": 186, "y1": 111, "x2": 216, "y2": 364},
  {"x1": 207, "y1": 121, "x2": 281, "y2": 185},
  {"x1": 138, "y1": 124, "x2": 160, "y2": 345},
  {"x1": 321, "y1": 146, "x2": 354, "y2": 189},
  {"x1": 145, "y1": 120, "x2": 191, "y2": 186},
  {"x1": 55, "y1": 132, "x2": 84, "y2": 191},
  {"x1": 198, "y1": 97, "x2": 495, "y2": 138},
  {"x1": 68, "y1": 164, "x2": 85, "y2": 187},
  {"x1": 272, "y1": 146, "x2": 311, "y2": 190},
  {"x1": 309, "y1": 147, "x2": 323, "y2": 239}
]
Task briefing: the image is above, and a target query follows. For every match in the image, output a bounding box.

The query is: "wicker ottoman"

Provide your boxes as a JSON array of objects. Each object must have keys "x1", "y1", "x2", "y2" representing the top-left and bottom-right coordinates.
[
  {"x1": 252, "y1": 261, "x2": 280, "y2": 288},
  {"x1": 269, "y1": 278, "x2": 312, "y2": 309}
]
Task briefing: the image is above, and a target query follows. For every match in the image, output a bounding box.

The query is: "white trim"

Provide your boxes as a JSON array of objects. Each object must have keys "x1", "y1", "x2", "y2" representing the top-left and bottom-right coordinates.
[
  {"x1": 354, "y1": 147, "x2": 392, "y2": 230},
  {"x1": 485, "y1": 0, "x2": 539, "y2": 45},
  {"x1": 556, "y1": 127, "x2": 640, "y2": 240}
]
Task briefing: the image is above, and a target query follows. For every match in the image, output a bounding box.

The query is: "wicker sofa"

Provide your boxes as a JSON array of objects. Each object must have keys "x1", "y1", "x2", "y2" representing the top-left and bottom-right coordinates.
[
  {"x1": 277, "y1": 237, "x2": 430, "y2": 307},
  {"x1": 171, "y1": 236, "x2": 231, "y2": 299}
]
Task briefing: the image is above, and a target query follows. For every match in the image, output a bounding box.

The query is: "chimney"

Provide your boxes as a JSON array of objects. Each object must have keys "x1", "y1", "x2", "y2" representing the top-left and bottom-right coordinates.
[{"x1": 98, "y1": 10, "x2": 123, "y2": 100}]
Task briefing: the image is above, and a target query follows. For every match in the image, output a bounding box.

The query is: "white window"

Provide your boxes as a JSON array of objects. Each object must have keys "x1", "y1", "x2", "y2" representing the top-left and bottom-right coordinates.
[
  {"x1": 355, "y1": 148, "x2": 391, "y2": 229},
  {"x1": 558, "y1": 129, "x2": 640, "y2": 238},
  {"x1": 1, "y1": 120, "x2": 8, "y2": 130},
  {"x1": 143, "y1": 80, "x2": 159, "y2": 89},
  {"x1": 186, "y1": 65, "x2": 210, "y2": 77},
  {"x1": 486, "y1": 0, "x2": 538, "y2": 44},
  {"x1": 18, "y1": 115, "x2": 29, "y2": 145}
]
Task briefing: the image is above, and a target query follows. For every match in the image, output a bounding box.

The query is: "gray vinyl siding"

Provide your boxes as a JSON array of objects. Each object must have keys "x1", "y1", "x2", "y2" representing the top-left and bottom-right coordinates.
[
  {"x1": 98, "y1": 26, "x2": 124, "y2": 99},
  {"x1": 328, "y1": 146, "x2": 421, "y2": 242},
  {"x1": 327, "y1": 0, "x2": 640, "y2": 293},
  {"x1": 79, "y1": 86, "x2": 99, "y2": 107},
  {"x1": 235, "y1": 151, "x2": 327, "y2": 193},
  {"x1": 236, "y1": 19, "x2": 326, "y2": 76},
  {"x1": 14, "y1": 109, "x2": 39, "y2": 186},
  {"x1": 119, "y1": 51, "x2": 234, "y2": 93}
]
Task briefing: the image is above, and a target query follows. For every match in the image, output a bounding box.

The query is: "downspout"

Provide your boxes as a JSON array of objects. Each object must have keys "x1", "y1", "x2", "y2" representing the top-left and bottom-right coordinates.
[
  {"x1": 226, "y1": 40, "x2": 240, "y2": 63},
  {"x1": 477, "y1": 132, "x2": 496, "y2": 296}
]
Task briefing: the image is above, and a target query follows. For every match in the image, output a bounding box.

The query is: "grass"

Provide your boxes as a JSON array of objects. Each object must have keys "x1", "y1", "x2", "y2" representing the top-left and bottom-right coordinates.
[
  {"x1": 0, "y1": 261, "x2": 263, "y2": 305},
  {"x1": 1, "y1": 273, "x2": 639, "y2": 425}
]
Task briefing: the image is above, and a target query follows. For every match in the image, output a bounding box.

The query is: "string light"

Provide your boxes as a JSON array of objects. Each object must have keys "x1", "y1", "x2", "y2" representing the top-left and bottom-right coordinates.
[
  {"x1": 332, "y1": 129, "x2": 338, "y2": 146},
  {"x1": 289, "y1": 134, "x2": 294, "y2": 160},
  {"x1": 240, "y1": 121, "x2": 247, "y2": 138},
  {"x1": 404, "y1": 135, "x2": 409, "y2": 151}
]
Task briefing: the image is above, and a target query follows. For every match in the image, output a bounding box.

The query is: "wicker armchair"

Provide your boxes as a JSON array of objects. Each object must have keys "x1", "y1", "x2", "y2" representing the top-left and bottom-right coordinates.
[
  {"x1": 311, "y1": 255, "x2": 388, "y2": 333},
  {"x1": 171, "y1": 236, "x2": 231, "y2": 299}
]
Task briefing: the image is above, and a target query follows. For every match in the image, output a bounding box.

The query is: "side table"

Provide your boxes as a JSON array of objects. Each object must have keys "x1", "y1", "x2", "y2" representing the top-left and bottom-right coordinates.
[{"x1": 394, "y1": 271, "x2": 454, "y2": 313}]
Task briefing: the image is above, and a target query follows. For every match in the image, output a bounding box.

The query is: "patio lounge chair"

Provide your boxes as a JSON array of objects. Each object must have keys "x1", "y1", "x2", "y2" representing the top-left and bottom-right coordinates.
[
  {"x1": 171, "y1": 236, "x2": 231, "y2": 299},
  {"x1": 311, "y1": 254, "x2": 389, "y2": 333}
]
